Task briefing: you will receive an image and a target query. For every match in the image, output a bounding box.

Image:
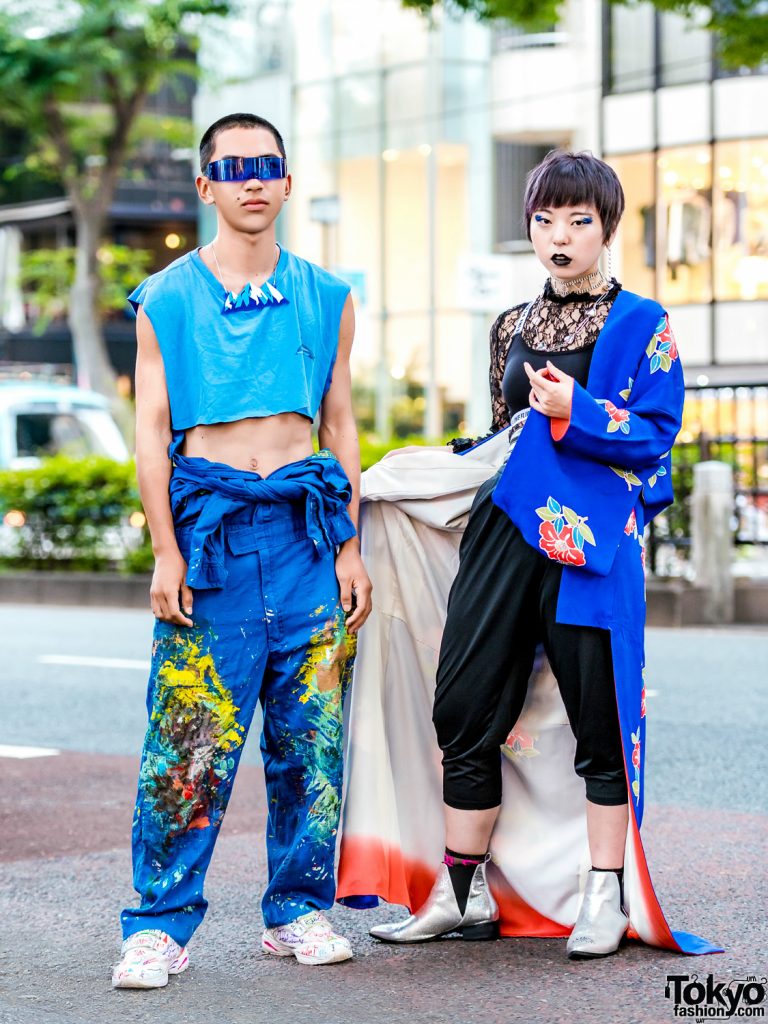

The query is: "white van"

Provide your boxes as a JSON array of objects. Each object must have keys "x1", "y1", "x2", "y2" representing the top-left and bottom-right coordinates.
[{"x1": 0, "y1": 381, "x2": 129, "y2": 469}]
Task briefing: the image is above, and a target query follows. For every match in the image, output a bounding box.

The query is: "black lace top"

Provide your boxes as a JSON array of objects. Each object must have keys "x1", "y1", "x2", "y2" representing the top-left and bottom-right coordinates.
[{"x1": 489, "y1": 279, "x2": 622, "y2": 432}]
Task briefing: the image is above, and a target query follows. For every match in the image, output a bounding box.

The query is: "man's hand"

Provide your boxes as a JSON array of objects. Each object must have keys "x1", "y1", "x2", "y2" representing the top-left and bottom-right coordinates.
[
  {"x1": 525, "y1": 360, "x2": 574, "y2": 419},
  {"x1": 150, "y1": 550, "x2": 194, "y2": 626},
  {"x1": 335, "y1": 541, "x2": 372, "y2": 635}
]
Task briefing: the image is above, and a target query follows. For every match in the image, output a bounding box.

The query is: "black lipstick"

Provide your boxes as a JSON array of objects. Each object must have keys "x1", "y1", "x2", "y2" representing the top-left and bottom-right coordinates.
[{"x1": 551, "y1": 254, "x2": 572, "y2": 266}]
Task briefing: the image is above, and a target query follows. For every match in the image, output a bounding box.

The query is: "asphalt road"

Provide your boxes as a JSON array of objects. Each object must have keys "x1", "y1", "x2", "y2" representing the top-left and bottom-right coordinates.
[{"x1": 1, "y1": 605, "x2": 766, "y2": 1024}]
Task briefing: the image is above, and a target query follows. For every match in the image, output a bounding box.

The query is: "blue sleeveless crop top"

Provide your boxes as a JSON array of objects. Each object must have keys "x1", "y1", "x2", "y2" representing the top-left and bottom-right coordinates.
[{"x1": 128, "y1": 248, "x2": 350, "y2": 431}]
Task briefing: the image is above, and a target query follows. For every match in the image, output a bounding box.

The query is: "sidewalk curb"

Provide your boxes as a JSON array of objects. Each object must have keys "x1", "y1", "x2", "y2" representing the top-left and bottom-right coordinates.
[
  {"x1": 645, "y1": 578, "x2": 768, "y2": 626},
  {"x1": 2, "y1": 571, "x2": 767, "y2": 624},
  {"x1": 0, "y1": 571, "x2": 151, "y2": 609}
]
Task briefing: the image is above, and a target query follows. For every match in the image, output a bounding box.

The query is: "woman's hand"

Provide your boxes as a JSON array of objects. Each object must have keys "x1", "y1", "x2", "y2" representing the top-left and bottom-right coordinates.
[
  {"x1": 150, "y1": 549, "x2": 194, "y2": 626},
  {"x1": 335, "y1": 540, "x2": 373, "y2": 635},
  {"x1": 525, "y1": 360, "x2": 574, "y2": 420}
]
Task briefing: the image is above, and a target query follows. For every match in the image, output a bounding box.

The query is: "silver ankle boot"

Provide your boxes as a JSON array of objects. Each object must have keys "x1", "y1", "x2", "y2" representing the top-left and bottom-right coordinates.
[
  {"x1": 369, "y1": 860, "x2": 499, "y2": 944},
  {"x1": 566, "y1": 869, "x2": 628, "y2": 960}
]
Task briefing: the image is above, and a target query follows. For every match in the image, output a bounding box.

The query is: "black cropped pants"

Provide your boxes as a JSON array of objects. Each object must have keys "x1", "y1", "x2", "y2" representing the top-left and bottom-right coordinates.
[{"x1": 433, "y1": 472, "x2": 628, "y2": 811}]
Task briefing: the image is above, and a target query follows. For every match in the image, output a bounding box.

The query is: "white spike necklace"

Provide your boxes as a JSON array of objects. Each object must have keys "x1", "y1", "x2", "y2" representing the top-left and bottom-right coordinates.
[{"x1": 210, "y1": 242, "x2": 288, "y2": 314}]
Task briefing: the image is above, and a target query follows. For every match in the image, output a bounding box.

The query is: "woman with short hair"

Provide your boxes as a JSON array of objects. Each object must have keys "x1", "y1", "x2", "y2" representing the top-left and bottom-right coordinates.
[{"x1": 359, "y1": 150, "x2": 715, "y2": 959}]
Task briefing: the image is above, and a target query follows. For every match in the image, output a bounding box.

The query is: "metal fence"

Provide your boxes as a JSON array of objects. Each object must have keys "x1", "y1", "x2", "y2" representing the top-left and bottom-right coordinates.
[{"x1": 648, "y1": 384, "x2": 768, "y2": 575}]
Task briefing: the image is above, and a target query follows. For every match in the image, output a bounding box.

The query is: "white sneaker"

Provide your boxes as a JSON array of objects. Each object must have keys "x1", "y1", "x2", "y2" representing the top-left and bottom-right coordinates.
[
  {"x1": 112, "y1": 929, "x2": 190, "y2": 989},
  {"x1": 262, "y1": 911, "x2": 353, "y2": 966}
]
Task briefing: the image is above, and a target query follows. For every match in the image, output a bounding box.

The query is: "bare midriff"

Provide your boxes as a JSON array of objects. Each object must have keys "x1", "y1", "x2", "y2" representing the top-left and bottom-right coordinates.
[{"x1": 182, "y1": 412, "x2": 314, "y2": 477}]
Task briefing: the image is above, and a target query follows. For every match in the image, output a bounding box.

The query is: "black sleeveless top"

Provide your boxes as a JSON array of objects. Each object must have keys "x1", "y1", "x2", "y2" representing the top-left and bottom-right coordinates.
[
  {"x1": 501, "y1": 334, "x2": 597, "y2": 419},
  {"x1": 490, "y1": 280, "x2": 622, "y2": 431}
]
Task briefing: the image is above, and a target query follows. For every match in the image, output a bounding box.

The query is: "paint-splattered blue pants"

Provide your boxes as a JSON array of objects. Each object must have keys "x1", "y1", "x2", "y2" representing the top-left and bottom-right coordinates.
[{"x1": 121, "y1": 454, "x2": 356, "y2": 946}]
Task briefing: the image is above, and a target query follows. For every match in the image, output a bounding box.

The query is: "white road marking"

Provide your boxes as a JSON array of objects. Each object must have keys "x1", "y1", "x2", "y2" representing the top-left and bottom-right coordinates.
[
  {"x1": 0, "y1": 744, "x2": 60, "y2": 759},
  {"x1": 38, "y1": 655, "x2": 151, "y2": 671}
]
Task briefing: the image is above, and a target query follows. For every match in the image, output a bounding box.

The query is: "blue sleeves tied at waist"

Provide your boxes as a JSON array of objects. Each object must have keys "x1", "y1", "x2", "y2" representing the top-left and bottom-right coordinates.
[{"x1": 168, "y1": 443, "x2": 356, "y2": 590}]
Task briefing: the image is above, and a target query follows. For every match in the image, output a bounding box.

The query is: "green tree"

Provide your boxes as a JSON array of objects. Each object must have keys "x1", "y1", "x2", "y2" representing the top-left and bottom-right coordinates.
[
  {"x1": 0, "y1": 0, "x2": 231, "y2": 403},
  {"x1": 402, "y1": 0, "x2": 768, "y2": 68},
  {"x1": 19, "y1": 244, "x2": 152, "y2": 334}
]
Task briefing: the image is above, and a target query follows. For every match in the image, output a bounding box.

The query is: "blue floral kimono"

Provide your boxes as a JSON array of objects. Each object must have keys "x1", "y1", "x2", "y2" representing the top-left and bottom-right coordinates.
[{"x1": 492, "y1": 288, "x2": 718, "y2": 954}]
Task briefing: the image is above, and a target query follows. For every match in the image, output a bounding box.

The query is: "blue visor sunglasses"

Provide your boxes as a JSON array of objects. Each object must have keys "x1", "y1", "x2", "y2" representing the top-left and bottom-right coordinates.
[{"x1": 205, "y1": 156, "x2": 287, "y2": 182}]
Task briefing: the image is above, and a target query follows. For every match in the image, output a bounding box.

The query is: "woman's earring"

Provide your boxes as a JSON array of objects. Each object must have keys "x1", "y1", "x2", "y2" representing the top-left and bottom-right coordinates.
[{"x1": 605, "y1": 245, "x2": 614, "y2": 280}]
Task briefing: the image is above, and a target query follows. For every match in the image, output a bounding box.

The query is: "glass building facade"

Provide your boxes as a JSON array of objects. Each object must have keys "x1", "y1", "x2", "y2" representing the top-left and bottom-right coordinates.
[
  {"x1": 197, "y1": 0, "x2": 768, "y2": 437},
  {"x1": 603, "y1": 4, "x2": 768, "y2": 375}
]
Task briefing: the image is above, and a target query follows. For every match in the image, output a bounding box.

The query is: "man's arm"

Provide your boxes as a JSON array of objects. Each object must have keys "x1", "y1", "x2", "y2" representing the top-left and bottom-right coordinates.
[
  {"x1": 135, "y1": 306, "x2": 193, "y2": 626},
  {"x1": 318, "y1": 293, "x2": 372, "y2": 634}
]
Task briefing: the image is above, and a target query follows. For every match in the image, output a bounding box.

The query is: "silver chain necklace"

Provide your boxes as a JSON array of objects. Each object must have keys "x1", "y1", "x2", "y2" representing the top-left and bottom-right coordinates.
[{"x1": 561, "y1": 287, "x2": 613, "y2": 345}]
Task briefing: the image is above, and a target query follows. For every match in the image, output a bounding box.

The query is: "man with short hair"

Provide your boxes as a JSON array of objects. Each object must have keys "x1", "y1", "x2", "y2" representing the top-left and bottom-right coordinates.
[{"x1": 113, "y1": 112, "x2": 372, "y2": 988}]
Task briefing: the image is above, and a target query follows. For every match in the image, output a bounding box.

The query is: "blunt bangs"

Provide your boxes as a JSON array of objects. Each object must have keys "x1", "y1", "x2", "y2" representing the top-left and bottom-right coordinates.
[{"x1": 524, "y1": 150, "x2": 625, "y2": 242}]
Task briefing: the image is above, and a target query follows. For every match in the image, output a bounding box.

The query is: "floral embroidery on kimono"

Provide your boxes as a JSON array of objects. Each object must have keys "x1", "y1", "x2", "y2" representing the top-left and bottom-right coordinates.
[
  {"x1": 630, "y1": 728, "x2": 642, "y2": 801},
  {"x1": 624, "y1": 508, "x2": 638, "y2": 537},
  {"x1": 646, "y1": 315, "x2": 678, "y2": 374},
  {"x1": 646, "y1": 457, "x2": 669, "y2": 489},
  {"x1": 600, "y1": 400, "x2": 631, "y2": 434},
  {"x1": 535, "y1": 497, "x2": 596, "y2": 567}
]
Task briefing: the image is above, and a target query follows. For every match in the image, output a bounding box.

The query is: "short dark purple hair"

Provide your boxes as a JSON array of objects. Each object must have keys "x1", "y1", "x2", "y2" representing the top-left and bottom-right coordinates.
[{"x1": 524, "y1": 150, "x2": 625, "y2": 242}]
